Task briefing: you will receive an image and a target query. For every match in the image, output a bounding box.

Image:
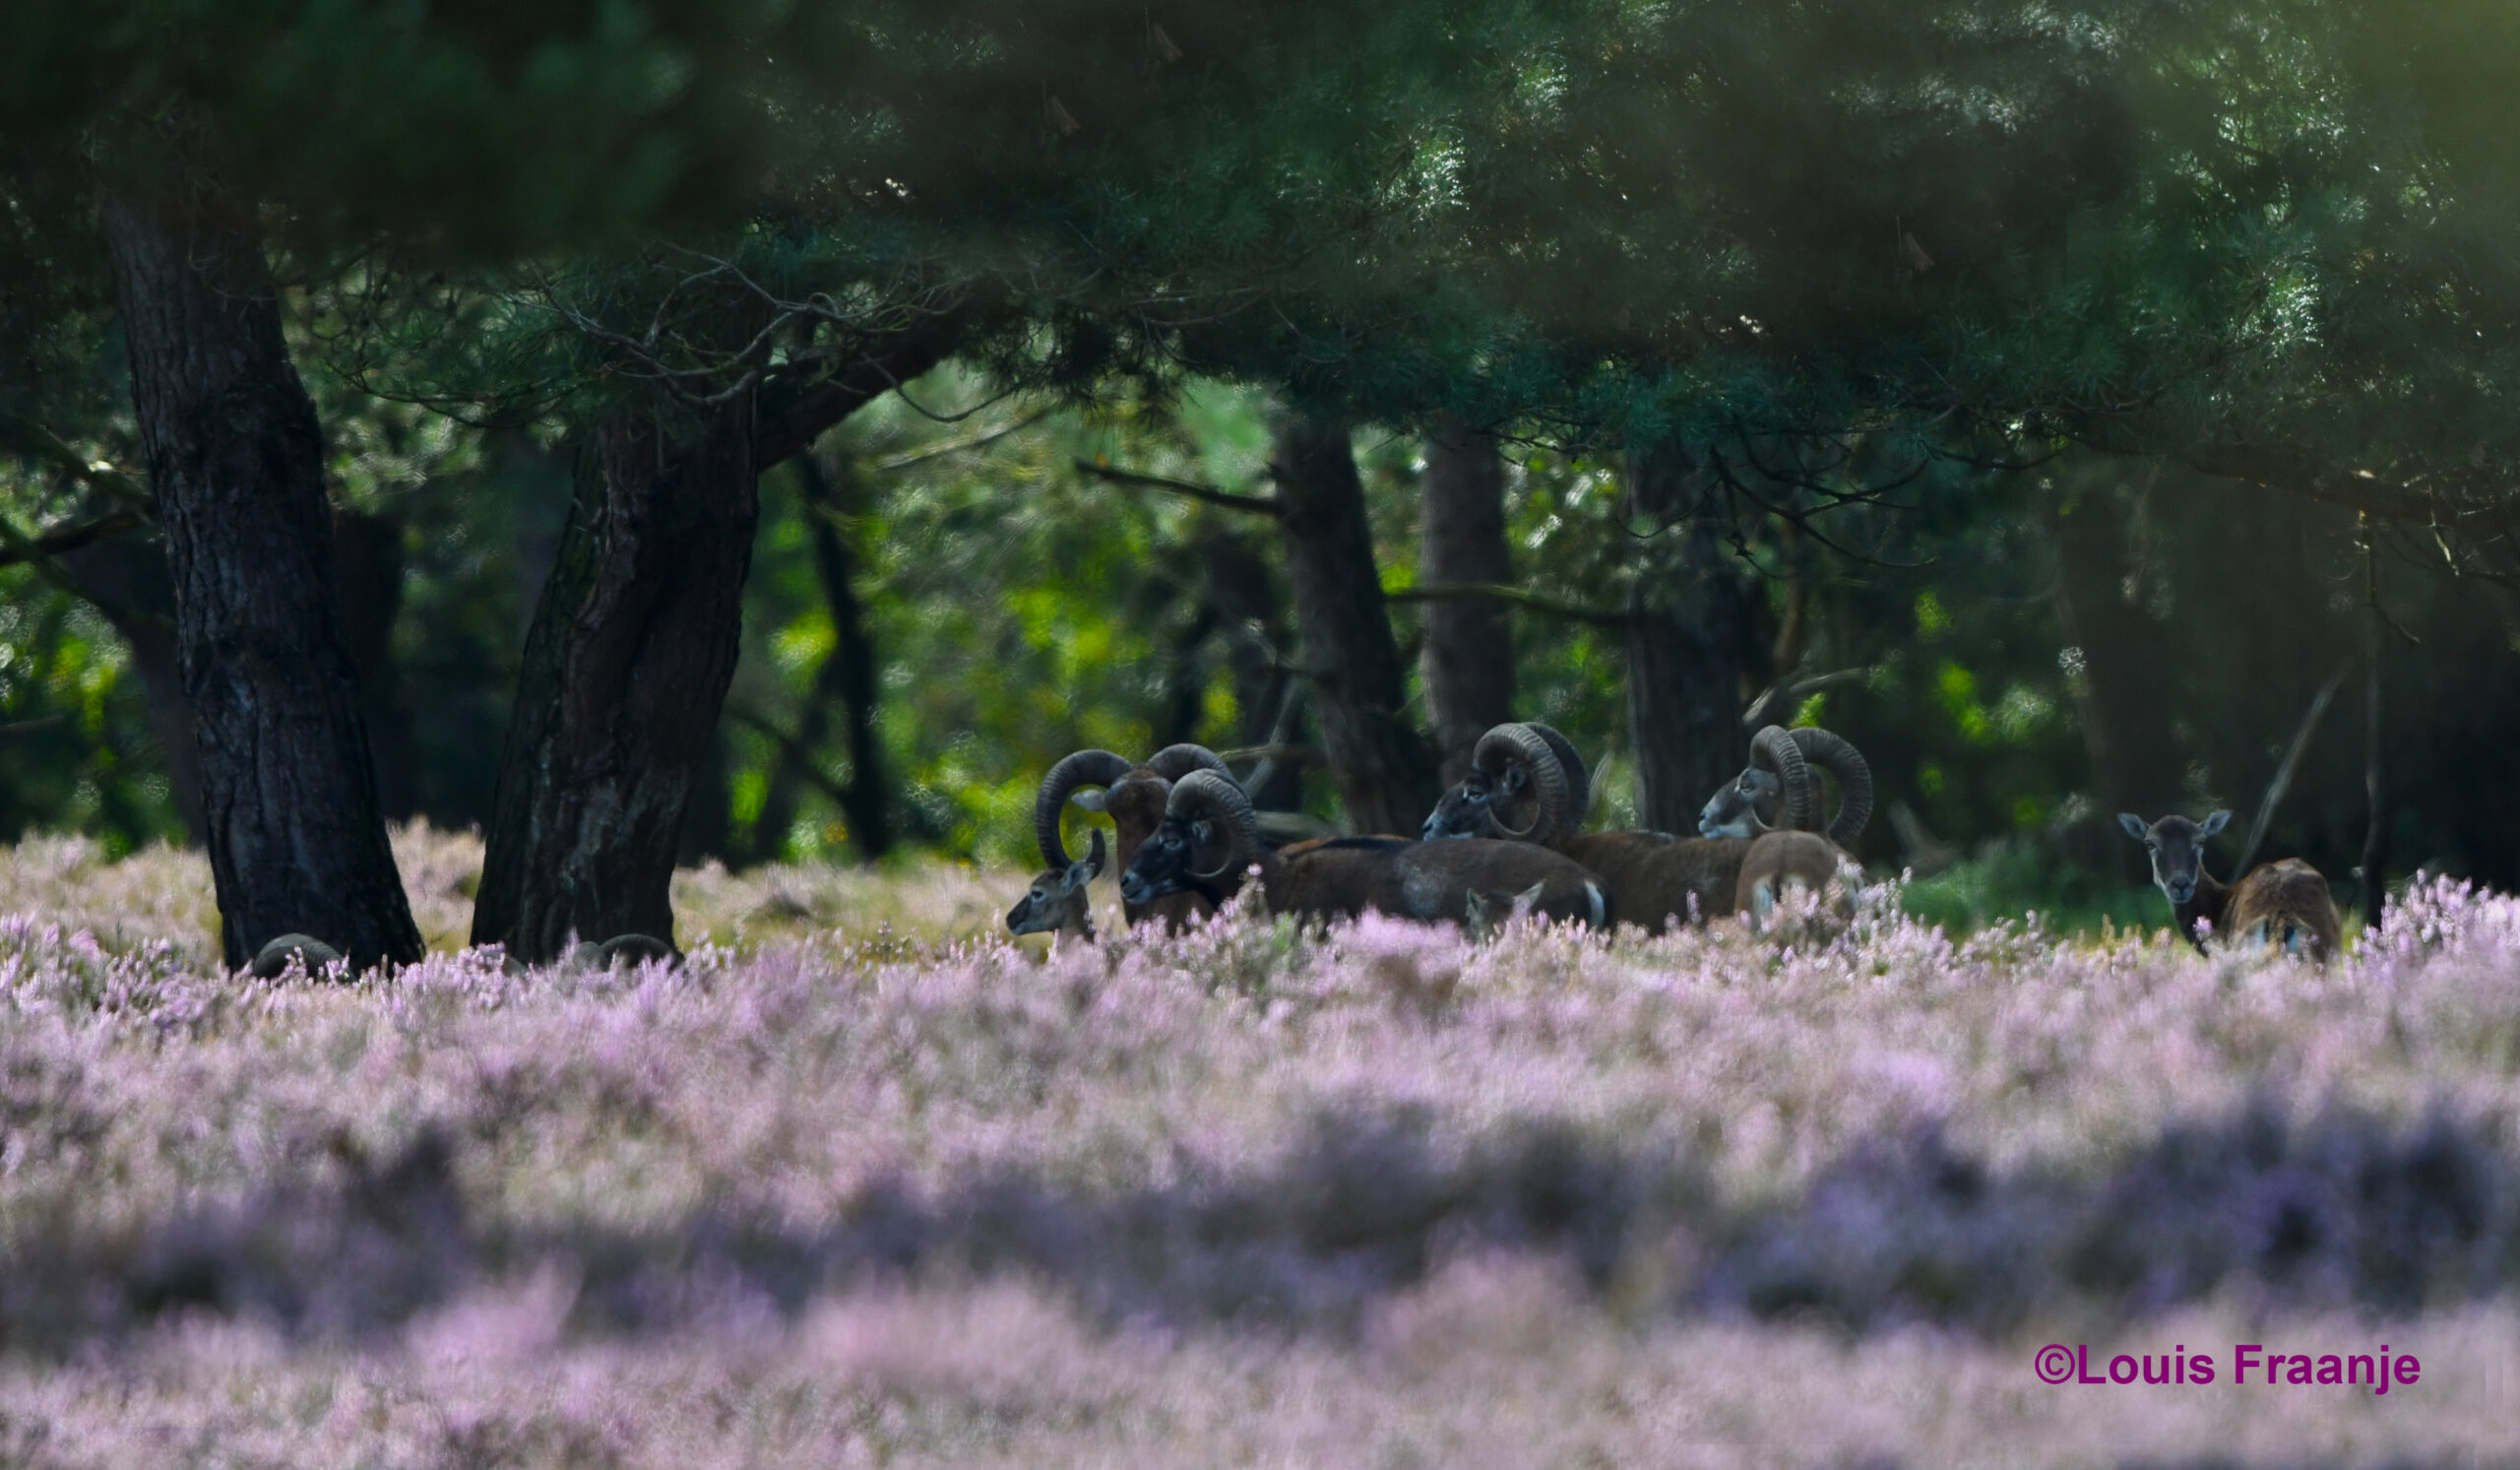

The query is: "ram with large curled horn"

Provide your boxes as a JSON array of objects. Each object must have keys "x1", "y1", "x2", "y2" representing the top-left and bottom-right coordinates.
[
  {"x1": 1419, "y1": 722, "x2": 1586, "y2": 846},
  {"x1": 1697, "y1": 726, "x2": 1874, "y2": 926},
  {"x1": 1123, "y1": 771, "x2": 1606, "y2": 930},
  {"x1": 1422, "y1": 722, "x2": 1869, "y2": 934},
  {"x1": 1697, "y1": 726, "x2": 1872, "y2": 846},
  {"x1": 1023, "y1": 743, "x2": 1235, "y2": 934}
]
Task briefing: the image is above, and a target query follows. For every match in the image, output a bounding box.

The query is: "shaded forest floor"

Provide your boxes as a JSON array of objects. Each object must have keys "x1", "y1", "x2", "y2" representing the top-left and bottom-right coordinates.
[{"x1": 0, "y1": 832, "x2": 2514, "y2": 1464}]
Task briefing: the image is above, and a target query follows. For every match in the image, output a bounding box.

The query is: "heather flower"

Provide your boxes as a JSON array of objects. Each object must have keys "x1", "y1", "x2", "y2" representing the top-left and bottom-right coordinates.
[{"x1": 2, "y1": 832, "x2": 2518, "y2": 1462}]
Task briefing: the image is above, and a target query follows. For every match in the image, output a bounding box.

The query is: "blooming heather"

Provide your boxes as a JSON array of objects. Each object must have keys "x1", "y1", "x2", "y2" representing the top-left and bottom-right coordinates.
[{"x1": 0, "y1": 832, "x2": 2515, "y2": 1465}]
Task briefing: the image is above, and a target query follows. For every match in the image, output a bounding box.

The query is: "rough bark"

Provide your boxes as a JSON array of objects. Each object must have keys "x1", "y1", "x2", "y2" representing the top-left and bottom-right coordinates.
[
  {"x1": 100, "y1": 183, "x2": 422, "y2": 971},
  {"x1": 1623, "y1": 440, "x2": 1755, "y2": 834},
  {"x1": 1269, "y1": 412, "x2": 1438, "y2": 835},
  {"x1": 1418, "y1": 419, "x2": 1516, "y2": 785},
  {"x1": 470, "y1": 399, "x2": 760, "y2": 961},
  {"x1": 472, "y1": 338, "x2": 949, "y2": 959}
]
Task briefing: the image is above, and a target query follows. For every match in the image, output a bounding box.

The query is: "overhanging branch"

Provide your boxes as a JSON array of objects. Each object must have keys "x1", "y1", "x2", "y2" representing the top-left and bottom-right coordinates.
[
  {"x1": 1385, "y1": 580, "x2": 1630, "y2": 628},
  {"x1": 0, "y1": 413, "x2": 157, "y2": 514},
  {"x1": 1073, "y1": 458, "x2": 1283, "y2": 517},
  {"x1": 0, "y1": 508, "x2": 150, "y2": 570}
]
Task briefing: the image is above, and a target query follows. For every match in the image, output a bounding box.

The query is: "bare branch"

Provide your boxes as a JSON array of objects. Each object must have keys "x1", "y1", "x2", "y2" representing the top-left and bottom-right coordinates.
[
  {"x1": 0, "y1": 508, "x2": 150, "y2": 570},
  {"x1": 1741, "y1": 666, "x2": 1873, "y2": 730},
  {"x1": 866, "y1": 408, "x2": 1052, "y2": 473},
  {"x1": 2233, "y1": 659, "x2": 2351, "y2": 877},
  {"x1": 1384, "y1": 580, "x2": 1629, "y2": 628},
  {"x1": 0, "y1": 414, "x2": 156, "y2": 514},
  {"x1": 1073, "y1": 458, "x2": 1283, "y2": 517}
]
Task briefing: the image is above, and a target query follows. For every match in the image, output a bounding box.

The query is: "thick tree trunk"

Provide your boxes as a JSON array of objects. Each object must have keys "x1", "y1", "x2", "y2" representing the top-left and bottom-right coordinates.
[
  {"x1": 752, "y1": 452, "x2": 895, "y2": 864},
  {"x1": 1623, "y1": 440, "x2": 1753, "y2": 834},
  {"x1": 1269, "y1": 411, "x2": 1438, "y2": 835},
  {"x1": 677, "y1": 728, "x2": 736, "y2": 867},
  {"x1": 1418, "y1": 419, "x2": 1516, "y2": 784},
  {"x1": 1196, "y1": 517, "x2": 1305, "y2": 809},
  {"x1": 2049, "y1": 493, "x2": 2185, "y2": 816},
  {"x1": 2360, "y1": 525, "x2": 2388, "y2": 927},
  {"x1": 101, "y1": 185, "x2": 422, "y2": 971},
  {"x1": 332, "y1": 510, "x2": 418, "y2": 821},
  {"x1": 472, "y1": 338, "x2": 949, "y2": 957},
  {"x1": 470, "y1": 399, "x2": 760, "y2": 960}
]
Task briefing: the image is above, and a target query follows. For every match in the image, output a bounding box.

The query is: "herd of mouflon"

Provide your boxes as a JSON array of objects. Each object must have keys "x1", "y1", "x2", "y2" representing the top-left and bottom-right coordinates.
[
  {"x1": 1014, "y1": 721, "x2": 2346, "y2": 961},
  {"x1": 246, "y1": 719, "x2": 2348, "y2": 978}
]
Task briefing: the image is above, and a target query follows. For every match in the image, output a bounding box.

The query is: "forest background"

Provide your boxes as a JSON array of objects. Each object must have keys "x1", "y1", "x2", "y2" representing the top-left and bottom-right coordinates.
[{"x1": 4, "y1": 0, "x2": 2519, "y2": 951}]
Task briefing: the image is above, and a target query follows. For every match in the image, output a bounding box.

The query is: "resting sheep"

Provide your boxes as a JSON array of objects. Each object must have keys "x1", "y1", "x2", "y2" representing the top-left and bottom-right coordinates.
[
  {"x1": 1732, "y1": 830, "x2": 1858, "y2": 925},
  {"x1": 1121, "y1": 771, "x2": 1606, "y2": 930},
  {"x1": 1423, "y1": 721, "x2": 1875, "y2": 934},
  {"x1": 1033, "y1": 743, "x2": 1235, "y2": 931}
]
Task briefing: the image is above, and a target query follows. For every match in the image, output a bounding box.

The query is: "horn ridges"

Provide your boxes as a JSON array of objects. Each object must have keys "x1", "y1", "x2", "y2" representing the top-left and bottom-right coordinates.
[
  {"x1": 1168, "y1": 769, "x2": 1260, "y2": 880},
  {"x1": 1749, "y1": 725, "x2": 1816, "y2": 833},
  {"x1": 1035, "y1": 749, "x2": 1135, "y2": 866}
]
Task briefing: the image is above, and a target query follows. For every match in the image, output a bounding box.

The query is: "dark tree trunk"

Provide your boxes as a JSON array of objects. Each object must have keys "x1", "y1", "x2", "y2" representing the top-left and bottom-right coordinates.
[
  {"x1": 1418, "y1": 418, "x2": 1516, "y2": 784},
  {"x1": 332, "y1": 510, "x2": 418, "y2": 821},
  {"x1": 1194, "y1": 517, "x2": 1304, "y2": 809},
  {"x1": 101, "y1": 184, "x2": 422, "y2": 971},
  {"x1": 1623, "y1": 440, "x2": 1754, "y2": 834},
  {"x1": 2360, "y1": 525, "x2": 2388, "y2": 927},
  {"x1": 1269, "y1": 411, "x2": 1438, "y2": 835},
  {"x1": 2049, "y1": 493, "x2": 2185, "y2": 816},
  {"x1": 678, "y1": 727, "x2": 736, "y2": 867},
  {"x1": 753, "y1": 451, "x2": 894, "y2": 864},
  {"x1": 1154, "y1": 580, "x2": 1219, "y2": 751},
  {"x1": 472, "y1": 335, "x2": 950, "y2": 959},
  {"x1": 470, "y1": 399, "x2": 760, "y2": 960}
]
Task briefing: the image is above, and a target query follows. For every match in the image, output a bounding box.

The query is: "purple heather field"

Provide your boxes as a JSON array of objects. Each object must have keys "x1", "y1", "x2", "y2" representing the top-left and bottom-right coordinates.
[{"x1": 1, "y1": 825, "x2": 2517, "y2": 1467}]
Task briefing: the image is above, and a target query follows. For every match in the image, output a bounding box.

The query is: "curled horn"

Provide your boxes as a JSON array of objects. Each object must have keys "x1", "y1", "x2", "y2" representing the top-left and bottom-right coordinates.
[
  {"x1": 1790, "y1": 728, "x2": 1873, "y2": 845},
  {"x1": 1168, "y1": 770, "x2": 1260, "y2": 880},
  {"x1": 1516, "y1": 723, "x2": 1590, "y2": 832},
  {"x1": 1473, "y1": 723, "x2": 1571, "y2": 841},
  {"x1": 1748, "y1": 726, "x2": 1816, "y2": 834},
  {"x1": 1145, "y1": 743, "x2": 1234, "y2": 784},
  {"x1": 1035, "y1": 749, "x2": 1135, "y2": 866}
]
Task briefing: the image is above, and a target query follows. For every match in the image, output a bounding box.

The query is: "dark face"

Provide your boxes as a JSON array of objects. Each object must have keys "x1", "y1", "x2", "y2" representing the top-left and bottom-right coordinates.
[
  {"x1": 1420, "y1": 762, "x2": 1539, "y2": 841},
  {"x1": 1421, "y1": 777, "x2": 1490, "y2": 840},
  {"x1": 1119, "y1": 813, "x2": 1231, "y2": 907},
  {"x1": 2119, "y1": 810, "x2": 2230, "y2": 905},
  {"x1": 1698, "y1": 768, "x2": 1780, "y2": 839}
]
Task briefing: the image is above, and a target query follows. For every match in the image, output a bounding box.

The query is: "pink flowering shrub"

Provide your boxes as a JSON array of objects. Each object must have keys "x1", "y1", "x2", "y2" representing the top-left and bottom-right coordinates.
[{"x1": 1, "y1": 834, "x2": 2518, "y2": 1463}]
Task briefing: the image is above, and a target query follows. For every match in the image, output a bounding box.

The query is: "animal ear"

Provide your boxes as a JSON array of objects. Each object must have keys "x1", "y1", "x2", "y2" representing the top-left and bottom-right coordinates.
[
  {"x1": 2199, "y1": 809, "x2": 2232, "y2": 837},
  {"x1": 2117, "y1": 813, "x2": 2149, "y2": 841},
  {"x1": 1496, "y1": 764, "x2": 1527, "y2": 795},
  {"x1": 1071, "y1": 790, "x2": 1109, "y2": 812}
]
